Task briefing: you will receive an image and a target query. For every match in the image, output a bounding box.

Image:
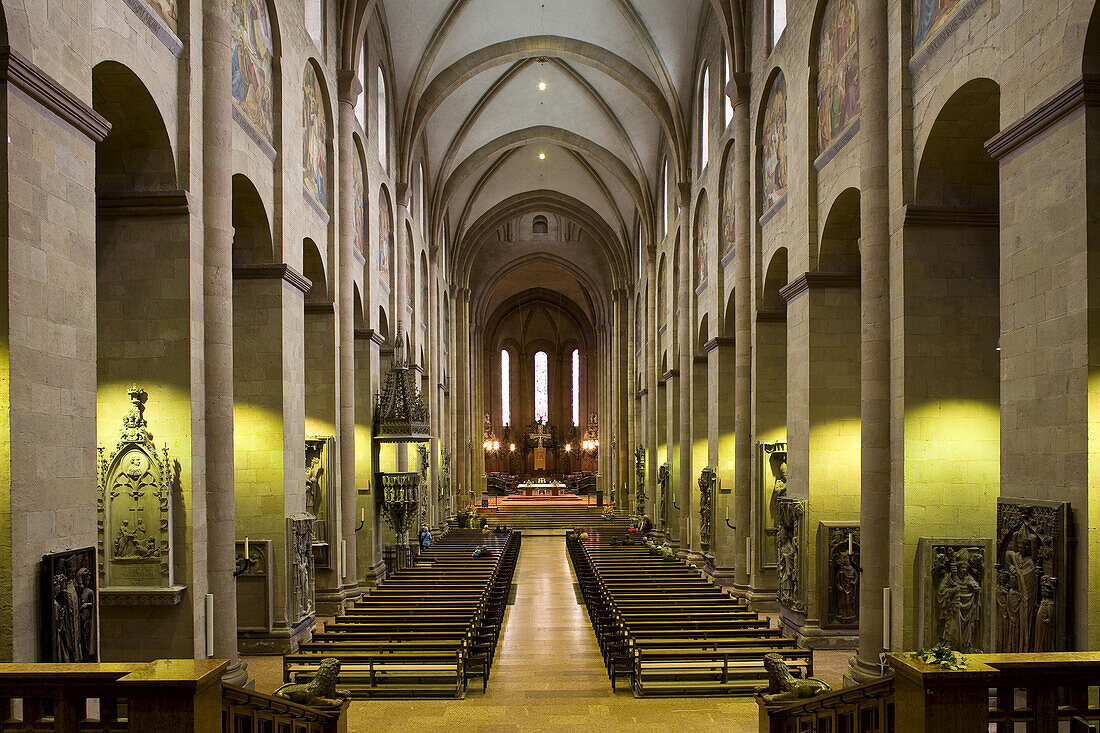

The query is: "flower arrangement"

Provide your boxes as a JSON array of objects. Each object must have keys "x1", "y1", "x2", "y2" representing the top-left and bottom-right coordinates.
[
  {"x1": 579, "y1": 531, "x2": 589, "y2": 540},
  {"x1": 600, "y1": 507, "x2": 615, "y2": 520},
  {"x1": 660, "y1": 545, "x2": 676, "y2": 561},
  {"x1": 906, "y1": 642, "x2": 967, "y2": 671}
]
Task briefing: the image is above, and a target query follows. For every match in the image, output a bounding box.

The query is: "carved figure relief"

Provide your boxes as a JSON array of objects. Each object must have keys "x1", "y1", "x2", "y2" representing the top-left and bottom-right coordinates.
[
  {"x1": 417, "y1": 443, "x2": 430, "y2": 523},
  {"x1": 305, "y1": 437, "x2": 336, "y2": 568},
  {"x1": 995, "y1": 498, "x2": 1070, "y2": 652},
  {"x1": 287, "y1": 515, "x2": 316, "y2": 625},
  {"x1": 97, "y1": 387, "x2": 174, "y2": 588},
  {"x1": 757, "y1": 441, "x2": 787, "y2": 568},
  {"x1": 698, "y1": 467, "x2": 716, "y2": 561},
  {"x1": 657, "y1": 463, "x2": 670, "y2": 529},
  {"x1": 933, "y1": 545, "x2": 984, "y2": 652},
  {"x1": 775, "y1": 497, "x2": 805, "y2": 612},
  {"x1": 41, "y1": 547, "x2": 98, "y2": 663},
  {"x1": 635, "y1": 447, "x2": 646, "y2": 514},
  {"x1": 825, "y1": 525, "x2": 859, "y2": 626}
]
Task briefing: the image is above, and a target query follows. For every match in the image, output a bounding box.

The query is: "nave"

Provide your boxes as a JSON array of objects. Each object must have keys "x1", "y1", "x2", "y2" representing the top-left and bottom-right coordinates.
[{"x1": 247, "y1": 536, "x2": 850, "y2": 732}]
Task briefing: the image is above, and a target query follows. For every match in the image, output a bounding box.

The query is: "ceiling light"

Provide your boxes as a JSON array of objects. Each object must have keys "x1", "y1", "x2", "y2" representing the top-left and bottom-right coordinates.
[
  {"x1": 538, "y1": 81, "x2": 547, "y2": 91},
  {"x1": 538, "y1": 152, "x2": 546, "y2": 160}
]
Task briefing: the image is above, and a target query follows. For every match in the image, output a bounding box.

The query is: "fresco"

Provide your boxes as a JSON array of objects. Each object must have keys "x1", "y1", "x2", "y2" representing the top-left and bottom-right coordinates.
[
  {"x1": 406, "y1": 241, "x2": 414, "y2": 305},
  {"x1": 720, "y1": 151, "x2": 736, "y2": 260},
  {"x1": 148, "y1": 0, "x2": 178, "y2": 33},
  {"x1": 695, "y1": 199, "x2": 708, "y2": 286},
  {"x1": 915, "y1": 0, "x2": 966, "y2": 48},
  {"x1": 816, "y1": 0, "x2": 859, "y2": 153},
  {"x1": 353, "y1": 153, "x2": 365, "y2": 257},
  {"x1": 761, "y1": 74, "x2": 788, "y2": 211},
  {"x1": 231, "y1": 0, "x2": 274, "y2": 142},
  {"x1": 303, "y1": 65, "x2": 328, "y2": 208},
  {"x1": 378, "y1": 188, "x2": 392, "y2": 281}
]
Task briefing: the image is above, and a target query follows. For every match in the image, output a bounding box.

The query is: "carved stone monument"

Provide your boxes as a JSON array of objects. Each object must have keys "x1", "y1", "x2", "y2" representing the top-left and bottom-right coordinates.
[
  {"x1": 439, "y1": 447, "x2": 451, "y2": 519},
  {"x1": 417, "y1": 443, "x2": 430, "y2": 524},
  {"x1": 97, "y1": 387, "x2": 180, "y2": 602},
  {"x1": 774, "y1": 497, "x2": 805, "y2": 613},
  {"x1": 994, "y1": 498, "x2": 1071, "y2": 652},
  {"x1": 657, "y1": 463, "x2": 670, "y2": 529},
  {"x1": 235, "y1": 539, "x2": 273, "y2": 633},
  {"x1": 40, "y1": 547, "x2": 98, "y2": 662},
  {"x1": 305, "y1": 436, "x2": 336, "y2": 569},
  {"x1": 698, "y1": 467, "x2": 717, "y2": 565},
  {"x1": 287, "y1": 514, "x2": 316, "y2": 626},
  {"x1": 635, "y1": 446, "x2": 646, "y2": 515},
  {"x1": 819, "y1": 523, "x2": 859, "y2": 627},
  {"x1": 758, "y1": 441, "x2": 787, "y2": 568},
  {"x1": 916, "y1": 537, "x2": 994, "y2": 653}
]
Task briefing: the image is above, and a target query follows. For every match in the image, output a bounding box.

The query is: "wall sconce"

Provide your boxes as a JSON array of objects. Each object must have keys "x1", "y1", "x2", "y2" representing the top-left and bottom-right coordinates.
[
  {"x1": 509, "y1": 443, "x2": 516, "y2": 452},
  {"x1": 565, "y1": 443, "x2": 572, "y2": 452}
]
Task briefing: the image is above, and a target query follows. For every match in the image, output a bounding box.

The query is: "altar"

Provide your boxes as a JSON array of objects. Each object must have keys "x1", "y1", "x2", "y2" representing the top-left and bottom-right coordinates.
[{"x1": 518, "y1": 480, "x2": 567, "y2": 497}]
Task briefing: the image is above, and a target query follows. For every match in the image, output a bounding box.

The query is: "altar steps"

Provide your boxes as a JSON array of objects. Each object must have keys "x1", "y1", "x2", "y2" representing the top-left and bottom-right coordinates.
[{"x1": 475, "y1": 503, "x2": 610, "y2": 533}]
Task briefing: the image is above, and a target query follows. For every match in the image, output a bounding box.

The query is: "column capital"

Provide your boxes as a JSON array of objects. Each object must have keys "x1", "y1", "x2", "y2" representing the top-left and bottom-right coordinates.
[
  {"x1": 725, "y1": 73, "x2": 751, "y2": 107},
  {"x1": 395, "y1": 183, "x2": 412, "y2": 208},
  {"x1": 337, "y1": 68, "x2": 362, "y2": 106},
  {"x1": 675, "y1": 181, "x2": 692, "y2": 210}
]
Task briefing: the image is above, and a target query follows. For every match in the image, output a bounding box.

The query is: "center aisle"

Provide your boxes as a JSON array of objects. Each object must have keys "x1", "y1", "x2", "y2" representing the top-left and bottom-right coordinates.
[{"x1": 340, "y1": 535, "x2": 764, "y2": 731}]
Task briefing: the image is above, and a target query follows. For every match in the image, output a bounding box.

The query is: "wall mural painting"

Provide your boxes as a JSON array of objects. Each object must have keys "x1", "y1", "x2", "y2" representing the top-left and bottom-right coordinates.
[
  {"x1": 761, "y1": 74, "x2": 788, "y2": 211},
  {"x1": 148, "y1": 0, "x2": 178, "y2": 33},
  {"x1": 695, "y1": 201, "x2": 708, "y2": 286},
  {"x1": 303, "y1": 65, "x2": 328, "y2": 208},
  {"x1": 231, "y1": 0, "x2": 275, "y2": 142},
  {"x1": 720, "y1": 153, "x2": 736, "y2": 260},
  {"x1": 378, "y1": 188, "x2": 392, "y2": 281},
  {"x1": 915, "y1": 0, "x2": 966, "y2": 48},
  {"x1": 406, "y1": 242, "x2": 415, "y2": 306},
  {"x1": 816, "y1": 0, "x2": 859, "y2": 153},
  {"x1": 353, "y1": 155, "x2": 366, "y2": 257}
]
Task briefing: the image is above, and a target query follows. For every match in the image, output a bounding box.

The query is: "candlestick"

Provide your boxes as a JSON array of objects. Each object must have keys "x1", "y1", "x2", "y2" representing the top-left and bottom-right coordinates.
[
  {"x1": 848, "y1": 532, "x2": 853, "y2": 554},
  {"x1": 360, "y1": 507, "x2": 365, "y2": 523},
  {"x1": 725, "y1": 505, "x2": 729, "y2": 521},
  {"x1": 244, "y1": 536, "x2": 249, "y2": 556}
]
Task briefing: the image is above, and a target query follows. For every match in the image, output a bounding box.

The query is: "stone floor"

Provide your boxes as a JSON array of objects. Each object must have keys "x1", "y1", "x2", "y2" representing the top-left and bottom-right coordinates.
[{"x1": 245, "y1": 535, "x2": 852, "y2": 732}]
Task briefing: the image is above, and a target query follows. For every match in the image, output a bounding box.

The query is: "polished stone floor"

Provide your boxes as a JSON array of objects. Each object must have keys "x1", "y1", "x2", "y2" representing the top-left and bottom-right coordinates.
[{"x1": 246, "y1": 535, "x2": 852, "y2": 732}]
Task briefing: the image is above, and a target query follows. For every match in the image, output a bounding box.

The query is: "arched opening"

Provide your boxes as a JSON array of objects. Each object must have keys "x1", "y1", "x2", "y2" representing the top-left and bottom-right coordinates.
[
  {"x1": 93, "y1": 60, "x2": 189, "y2": 661},
  {"x1": 532, "y1": 215, "x2": 549, "y2": 235},
  {"x1": 903, "y1": 77, "x2": 1000, "y2": 647}
]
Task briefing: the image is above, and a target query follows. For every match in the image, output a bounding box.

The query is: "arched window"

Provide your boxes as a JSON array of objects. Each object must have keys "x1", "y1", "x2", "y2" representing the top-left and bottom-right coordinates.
[
  {"x1": 534, "y1": 351, "x2": 548, "y2": 423},
  {"x1": 305, "y1": 0, "x2": 323, "y2": 49},
  {"x1": 701, "y1": 67, "x2": 710, "y2": 170},
  {"x1": 377, "y1": 67, "x2": 387, "y2": 169},
  {"x1": 771, "y1": 0, "x2": 787, "y2": 49},
  {"x1": 532, "y1": 215, "x2": 548, "y2": 235},
  {"x1": 501, "y1": 350, "x2": 511, "y2": 426},
  {"x1": 724, "y1": 56, "x2": 734, "y2": 128},
  {"x1": 571, "y1": 349, "x2": 580, "y2": 427},
  {"x1": 661, "y1": 161, "x2": 669, "y2": 236},
  {"x1": 356, "y1": 50, "x2": 366, "y2": 129},
  {"x1": 418, "y1": 163, "x2": 426, "y2": 237}
]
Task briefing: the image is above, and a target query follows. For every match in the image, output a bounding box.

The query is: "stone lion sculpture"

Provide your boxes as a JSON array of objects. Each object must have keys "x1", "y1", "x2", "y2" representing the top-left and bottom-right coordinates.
[
  {"x1": 274, "y1": 658, "x2": 351, "y2": 709},
  {"x1": 758, "y1": 653, "x2": 832, "y2": 704}
]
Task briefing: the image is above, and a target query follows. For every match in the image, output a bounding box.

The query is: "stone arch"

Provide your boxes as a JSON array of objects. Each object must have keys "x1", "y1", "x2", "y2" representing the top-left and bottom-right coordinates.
[
  {"x1": 808, "y1": 0, "x2": 859, "y2": 158},
  {"x1": 302, "y1": 237, "x2": 328, "y2": 303},
  {"x1": 378, "y1": 305, "x2": 390, "y2": 343},
  {"x1": 757, "y1": 67, "x2": 788, "y2": 213},
  {"x1": 718, "y1": 139, "x2": 737, "y2": 264},
  {"x1": 693, "y1": 189, "x2": 710, "y2": 293},
  {"x1": 303, "y1": 58, "x2": 334, "y2": 211},
  {"x1": 351, "y1": 132, "x2": 368, "y2": 258},
  {"x1": 353, "y1": 282, "x2": 366, "y2": 329},
  {"x1": 761, "y1": 246, "x2": 788, "y2": 313},
  {"x1": 817, "y1": 187, "x2": 861, "y2": 274},
  {"x1": 92, "y1": 61, "x2": 177, "y2": 193},
  {"x1": 231, "y1": 174, "x2": 274, "y2": 266}
]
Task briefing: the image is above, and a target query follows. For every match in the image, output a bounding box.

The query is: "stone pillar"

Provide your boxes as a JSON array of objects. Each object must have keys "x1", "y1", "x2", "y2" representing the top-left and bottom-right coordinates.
[
  {"x1": 202, "y1": 0, "x2": 246, "y2": 686},
  {"x1": 336, "y1": 70, "x2": 361, "y2": 598},
  {"x1": 850, "y1": 0, "x2": 892, "y2": 682},
  {"x1": 707, "y1": 336, "x2": 736, "y2": 584},
  {"x1": 677, "y1": 182, "x2": 694, "y2": 555},
  {"x1": 730, "y1": 74, "x2": 753, "y2": 596},
  {"x1": 644, "y1": 258, "x2": 659, "y2": 519},
  {"x1": 393, "y1": 185, "x2": 411, "y2": 475},
  {"x1": 455, "y1": 289, "x2": 470, "y2": 506},
  {"x1": 355, "y1": 329, "x2": 385, "y2": 588}
]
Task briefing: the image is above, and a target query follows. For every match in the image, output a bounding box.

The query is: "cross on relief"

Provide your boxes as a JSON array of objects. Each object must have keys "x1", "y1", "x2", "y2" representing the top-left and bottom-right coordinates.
[{"x1": 530, "y1": 422, "x2": 552, "y2": 448}]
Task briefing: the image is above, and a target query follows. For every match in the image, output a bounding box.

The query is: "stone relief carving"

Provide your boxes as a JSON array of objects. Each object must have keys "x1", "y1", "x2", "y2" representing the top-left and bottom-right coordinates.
[
  {"x1": 916, "y1": 537, "x2": 994, "y2": 653},
  {"x1": 775, "y1": 497, "x2": 805, "y2": 613},
  {"x1": 698, "y1": 467, "x2": 717, "y2": 562},
  {"x1": 305, "y1": 436, "x2": 336, "y2": 569},
  {"x1": 417, "y1": 443, "x2": 430, "y2": 524},
  {"x1": 439, "y1": 447, "x2": 451, "y2": 517},
  {"x1": 41, "y1": 547, "x2": 98, "y2": 663},
  {"x1": 287, "y1": 514, "x2": 316, "y2": 626},
  {"x1": 757, "y1": 441, "x2": 787, "y2": 569},
  {"x1": 995, "y1": 498, "x2": 1071, "y2": 652},
  {"x1": 826, "y1": 525, "x2": 860, "y2": 626},
  {"x1": 657, "y1": 463, "x2": 670, "y2": 529},
  {"x1": 235, "y1": 539, "x2": 273, "y2": 633},
  {"x1": 97, "y1": 387, "x2": 174, "y2": 589},
  {"x1": 635, "y1": 447, "x2": 646, "y2": 515}
]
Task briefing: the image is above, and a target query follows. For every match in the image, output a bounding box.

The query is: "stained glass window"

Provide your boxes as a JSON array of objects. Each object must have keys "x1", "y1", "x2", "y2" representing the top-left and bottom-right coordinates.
[
  {"x1": 501, "y1": 350, "x2": 511, "y2": 426},
  {"x1": 534, "y1": 351, "x2": 548, "y2": 423},
  {"x1": 572, "y1": 349, "x2": 580, "y2": 427}
]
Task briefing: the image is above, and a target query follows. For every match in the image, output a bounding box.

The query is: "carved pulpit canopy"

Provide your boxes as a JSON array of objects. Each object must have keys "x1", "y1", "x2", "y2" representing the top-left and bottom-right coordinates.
[
  {"x1": 373, "y1": 332, "x2": 430, "y2": 442},
  {"x1": 97, "y1": 386, "x2": 183, "y2": 605}
]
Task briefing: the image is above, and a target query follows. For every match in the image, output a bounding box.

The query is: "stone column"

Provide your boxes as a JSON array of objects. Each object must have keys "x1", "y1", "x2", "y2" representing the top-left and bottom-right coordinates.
[
  {"x1": 455, "y1": 289, "x2": 471, "y2": 506},
  {"x1": 677, "y1": 182, "x2": 694, "y2": 555},
  {"x1": 730, "y1": 75, "x2": 753, "y2": 596},
  {"x1": 355, "y1": 329, "x2": 386, "y2": 588},
  {"x1": 644, "y1": 258, "x2": 659, "y2": 519},
  {"x1": 393, "y1": 185, "x2": 411, "y2": 475},
  {"x1": 336, "y1": 70, "x2": 361, "y2": 599},
  {"x1": 707, "y1": 336, "x2": 736, "y2": 584},
  {"x1": 202, "y1": 0, "x2": 246, "y2": 685},
  {"x1": 851, "y1": 0, "x2": 892, "y2": 682}
]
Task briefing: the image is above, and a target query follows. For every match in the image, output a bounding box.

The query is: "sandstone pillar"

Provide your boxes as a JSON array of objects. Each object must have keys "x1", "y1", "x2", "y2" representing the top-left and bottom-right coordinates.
[{"x1": 677, "y1": 182, "x2": 694, "y2": 555}]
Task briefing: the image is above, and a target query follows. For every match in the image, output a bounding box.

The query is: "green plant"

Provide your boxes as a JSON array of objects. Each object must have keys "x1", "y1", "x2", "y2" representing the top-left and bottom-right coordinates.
[{"x1": 906, "y1": 642, "x2": 967, "y2": 670}]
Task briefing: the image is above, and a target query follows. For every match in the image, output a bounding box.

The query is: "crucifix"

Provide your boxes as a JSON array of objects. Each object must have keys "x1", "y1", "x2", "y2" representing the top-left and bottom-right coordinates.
[{"x1": 530, "y1": 422, "x2": 552, "y2": 448}]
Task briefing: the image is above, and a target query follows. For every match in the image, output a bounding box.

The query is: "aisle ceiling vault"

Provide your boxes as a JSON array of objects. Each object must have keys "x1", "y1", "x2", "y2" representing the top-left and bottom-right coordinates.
[{"x1": 351, "y1": 0, "x2": 718, "y2": 324}]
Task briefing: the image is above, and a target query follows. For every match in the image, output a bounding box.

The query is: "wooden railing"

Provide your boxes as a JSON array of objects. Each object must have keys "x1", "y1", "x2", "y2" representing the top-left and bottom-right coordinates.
[
  {"x1": 0, "y1": 659, "x2": 347, "y2": 733},
  {"x1": 759, "y1": 653, "x2": 1100, "y2": 733},
  {"x1": 758, "y1": 677, "x2": 895, "y2": 733}
]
